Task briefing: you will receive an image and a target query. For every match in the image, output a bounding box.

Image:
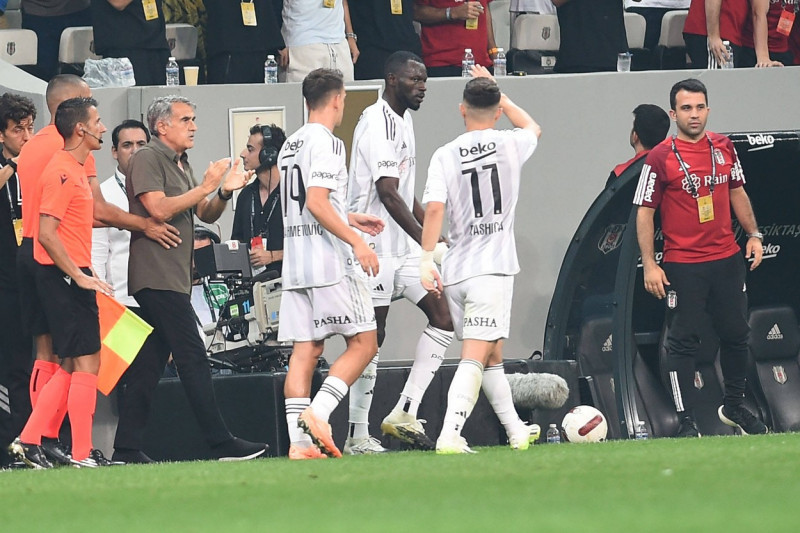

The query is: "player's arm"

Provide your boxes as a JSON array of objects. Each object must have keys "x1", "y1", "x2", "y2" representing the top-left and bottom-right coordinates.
[
  {"x1": 636, "y1": 206, "x2": 669, "y2": 299},
  {"x1": 751, "y1": 0, "x2": 784, "y2": 67},
  {"x1": 306, "y1": 186, "x2": 380, "y2": 276},
  {"x1": 414, "y1": 0, "x2": 484, "y2": 24},
  {"x1": 196, "y1": 159, "x2": 252, "y2": 223},
  {"x1": 705, "y1": 0, "x2": 729, "y2": 66},
  {"x1": 471, "y1": 65, "x2": 542, "y2": 138},
  {"x1": 376, "y1": 177, "x2": 424, "y2": 244},
  {"x1": 730, "y1": 187, "x2": 764, "y2": 270},
  {"x1": 39, "y1": 214, "x2": 113, "y2": 294},
  {"x1": 419, "y1": 200, "x2": 445, "y2": 296}
]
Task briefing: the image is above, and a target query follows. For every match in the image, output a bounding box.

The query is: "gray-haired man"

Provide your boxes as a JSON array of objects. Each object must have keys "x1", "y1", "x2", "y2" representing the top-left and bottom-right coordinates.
[{"x1": 115, "y1": 95, "x2": 268, "y2": 463}]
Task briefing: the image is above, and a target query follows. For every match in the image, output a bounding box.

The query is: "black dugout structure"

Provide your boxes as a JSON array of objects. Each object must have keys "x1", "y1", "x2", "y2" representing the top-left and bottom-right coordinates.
[{"x1": 543, "y1": 131, "x2": 800, "y2": 439}]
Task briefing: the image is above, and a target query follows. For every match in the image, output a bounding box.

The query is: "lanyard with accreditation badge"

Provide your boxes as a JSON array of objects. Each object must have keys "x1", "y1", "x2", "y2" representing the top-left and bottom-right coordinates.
[
  {"x1": 671, "y1": 134, "x2": 717, "y2": 224},
  {"x1": 777, "y1": 0, "x2": 798, "y2": 36}
]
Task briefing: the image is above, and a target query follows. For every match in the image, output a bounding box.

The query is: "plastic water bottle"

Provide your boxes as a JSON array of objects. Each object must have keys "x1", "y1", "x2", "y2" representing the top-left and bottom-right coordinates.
[
  {"x1": 494, "y1": 48, "x2": 507, "y2": 76},
  {"x1": 635, "y1": 420, "x2": 649, "y2": 440},
  {"x1": 120, "y1": 61, "x2": 136, "y2": 87},
  {"x1": 721, "y1": 40, "x2": 734, "y2": 69},
  {"x1": 166, "y1": 56, "x2": 180, "y2": 86},
  {"x1": 264, "y1": 55, "x2": 278, "y2": 84},
  {"x1": 546, "y1": 423, "x2": 561, "y2": 444},
  {"x1": 462, "y1": 48, "x2": 475, "y2": 77}
]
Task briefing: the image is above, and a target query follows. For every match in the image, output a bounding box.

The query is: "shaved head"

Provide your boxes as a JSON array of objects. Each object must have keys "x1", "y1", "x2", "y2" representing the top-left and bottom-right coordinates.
[{"x1": 45, "y1": 74, "x2": 91, "y2": 117}]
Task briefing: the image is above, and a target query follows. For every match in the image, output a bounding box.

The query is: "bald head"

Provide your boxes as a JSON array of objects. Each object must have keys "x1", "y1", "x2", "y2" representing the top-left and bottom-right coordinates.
[{"x1": 46, "y1": 75, "x2": 91, "y2": 118}]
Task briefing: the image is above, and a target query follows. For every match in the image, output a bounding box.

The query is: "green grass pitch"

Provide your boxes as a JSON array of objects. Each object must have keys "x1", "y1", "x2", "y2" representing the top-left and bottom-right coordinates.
[{"x1": 2, "y1": 433, "x2": 799, "y2": 532}]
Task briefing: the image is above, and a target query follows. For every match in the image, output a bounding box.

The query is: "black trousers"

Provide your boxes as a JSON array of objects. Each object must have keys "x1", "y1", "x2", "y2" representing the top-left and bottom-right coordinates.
[
  {"x1": 684, "y1": 33, "x2": 745, "y2": 68},
  {"x1": 0, "y1": 287, "x2": 32, "y2": 460},
  {"x1": 663, "y1": 253, "x2": 750, "y2": 413},
  {"x1": 102, "y1": 48, "x2": 170, "y2": 86},
  {"x1": 207, "y1": 51, "x2": 276, "y2": 84},
  {"x1": 114, "y1": 290, "x2": 232, "y2": 451}
]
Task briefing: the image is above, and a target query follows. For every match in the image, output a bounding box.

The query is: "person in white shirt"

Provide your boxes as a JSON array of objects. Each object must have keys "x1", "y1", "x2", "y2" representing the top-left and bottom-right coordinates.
[
  {"x1": 279, "y1": 68, "x2": 384, "y2": 460},
  {"x1": 420, "y1": 66, "x2": 542, "y2": 454},
  {"x1": 91, "y1": 119, "x2": 150, "y2": 310},
  {"x1": 346, "y1": 51, "x2": 454, "y2": 454}
]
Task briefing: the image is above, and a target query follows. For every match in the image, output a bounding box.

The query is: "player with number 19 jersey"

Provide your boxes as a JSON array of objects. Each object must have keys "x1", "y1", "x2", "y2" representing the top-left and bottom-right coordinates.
[
  {"x1": 422, "y1": 128, "x2": 538, "y2": 285},
  {"x1": 279, "y1": 122, "x2": 352, "y2": 290}
]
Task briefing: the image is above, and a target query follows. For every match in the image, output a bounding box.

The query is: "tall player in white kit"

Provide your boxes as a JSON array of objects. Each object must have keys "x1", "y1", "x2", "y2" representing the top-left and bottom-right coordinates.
[
  {"x1": 278, "y1": 69, "x2": 385, "y2": 459},
  {"x1": 420, "y1": 67, "x2": 542, "y2": 454},
  {"x1": 345, "y1": 51, "x2": 454, "y2": 454}
]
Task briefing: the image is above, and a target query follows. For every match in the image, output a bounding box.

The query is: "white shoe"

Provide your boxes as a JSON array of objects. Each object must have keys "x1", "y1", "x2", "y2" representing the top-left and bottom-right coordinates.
[
  {"x1": 435, "y1": 434, "x2": 476, "y2": 455},
  {"x1": 508, "y1": 423, "x2": 541, "y2": 451},
  {"x1": 380, "y1": 409, "x2": 435, "y2": 450},
  {"x1": 343, "y1": 436, "x2": 387, "y2": 455}
]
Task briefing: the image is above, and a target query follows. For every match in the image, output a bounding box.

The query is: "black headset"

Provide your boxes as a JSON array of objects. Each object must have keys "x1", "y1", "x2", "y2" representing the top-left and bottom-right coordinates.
[
  {"x1": 258, "y1": 125, "x2": 279, "y2": 169},
  {"x1": 193, "y1": 225, "x2": 220, "y2": 244}
]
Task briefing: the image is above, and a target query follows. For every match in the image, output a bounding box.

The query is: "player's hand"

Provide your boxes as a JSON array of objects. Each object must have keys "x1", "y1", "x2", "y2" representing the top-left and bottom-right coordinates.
[
  {"x1": 452, "y1": 1, "x2": 483, "y2": 21},
  {"x1": 746, "y1": 237, "x2": 764, "y2": 270},
  {"x1": 347, "y1": 37, "x2": 360, "y2": 64},
  {"x1": 201, "y1": 158, "x2": 231, "y2": 195},
  {"x1": 353, "y1": 240, "x2": 379, "y2": 276},
  {"x1": 144, "y1": 217, "x2": 181, "y2": 248},
  {"x1": 278, "y1": 48, "x2": 289, "y2": 67},
  {"x1": 470, "y1": 64, "x2": 496, "y2": 82},
  {"x1": 76, "y1": 272, "x2": 114, "y2": 296},
  {"x1": 433, "y1": 242, "x2": 448, "y2": 265},
  {"x1": 708, "y1": 36, "x2": 728, "y2": 66},
  {"x1": 420, "y1": 249, "x2": 443, "y2": 297},
  {"x1": 643, "y1": 264, "x2": 669, "y2": 299},
  {"x1": 221, "y1": 158, "x2": 253, "y2": 195},
  {"x1": 249, "y1": 248, "x2": 272, "y2": 267},
  {"x1": 755, "y1": 58, "x2": 784, "y2": 68},
  {"x1": 349, "y1": 212, "x2": 385, "y2": 236}
]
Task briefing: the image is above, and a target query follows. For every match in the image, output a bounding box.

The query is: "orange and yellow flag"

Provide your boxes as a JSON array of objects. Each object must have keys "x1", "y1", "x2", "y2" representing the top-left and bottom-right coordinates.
[{"x1": 96, "y1": 292, "x2": 153, "y2": 395}]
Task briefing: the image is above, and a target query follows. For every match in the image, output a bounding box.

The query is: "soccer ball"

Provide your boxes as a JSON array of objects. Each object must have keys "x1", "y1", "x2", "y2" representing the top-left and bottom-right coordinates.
[{"x1": 562, "y1": 405, "x2": 608, "y2": 443}]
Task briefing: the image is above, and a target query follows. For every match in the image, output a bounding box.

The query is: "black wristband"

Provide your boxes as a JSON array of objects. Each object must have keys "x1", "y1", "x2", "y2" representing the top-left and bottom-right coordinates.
[{"x1": 217, "y1": 188, "x2": 233, "y2": 201}]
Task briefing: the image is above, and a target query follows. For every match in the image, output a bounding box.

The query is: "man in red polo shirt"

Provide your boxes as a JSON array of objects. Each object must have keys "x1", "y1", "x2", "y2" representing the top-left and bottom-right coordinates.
[
  {"x1": 739, "y1": 0, "x2": 796, "y2": 67},
  {"x1": 634, "y1": 78, "x2": 767, "y2": 438},
  {"x1": 10, "y1": 97, "x2": 116, "y2": 468}
]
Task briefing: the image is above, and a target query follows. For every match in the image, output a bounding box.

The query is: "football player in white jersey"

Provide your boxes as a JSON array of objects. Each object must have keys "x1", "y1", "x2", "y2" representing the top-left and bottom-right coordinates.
[
  {"x1": 345, "y1": 51, "x2": 454, "y2": 454},
  {"x1": 420, "y1": 66, "x2": 542, "y2": 454},
  {"x1": 279, "y1": 68, "x2": 385, "y2": 460}
]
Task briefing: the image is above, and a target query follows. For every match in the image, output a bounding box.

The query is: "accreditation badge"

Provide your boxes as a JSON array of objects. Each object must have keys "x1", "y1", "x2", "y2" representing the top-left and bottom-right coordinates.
[
  {"x1": 466, "y1": 17, "x2": 478, "y2": 30},
  {"x1": 697, "y1": 195, "x2": 714, "y2": 223},
  {"x1": 142, "y1": 0, "x2": 159, "y2": 21},
  {"x1": 13, "y1": 218, "x2": 22, "y2": 246},
  {"x1": 323, "y1": 0, "x2": 335, "y2": 8},
  {"x1": 390, "y1": 0, "x2": 402, "y2": 15},
  {"x1": 241, "y1": 1, "x2": 257, "y2": 26},
  {"x1": 777, "y1": 10, "x2": 795, "y2": 36}
]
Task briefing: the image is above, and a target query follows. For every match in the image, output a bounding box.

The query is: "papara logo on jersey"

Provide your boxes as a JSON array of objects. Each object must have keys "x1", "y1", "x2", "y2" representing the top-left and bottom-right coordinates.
[
  {"x1": 314, "y1": 315, "x2": 353, "y2": 328},
  {"x1": 311, "y1": 171, "x2": 336, "y2": 181},
  {"x1": 377, "y1": 160, "x2": 398, "y2": 169},
  {"x1": 459, "y1": 142, "x2": 496, "y2": 158},
  {"x1": 642, "y1": 171, "x2": 657, "y2": 203},
  {"x1": 746, "y1": 133, "x2": 775, "y2": 151},
  {"x1": 463, "y1": 316, "x2": 497, "y2": 328}
]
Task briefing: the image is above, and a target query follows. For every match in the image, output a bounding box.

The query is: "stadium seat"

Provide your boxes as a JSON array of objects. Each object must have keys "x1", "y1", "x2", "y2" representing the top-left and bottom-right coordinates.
[
  {"x1": 58, "y1": 26, "x2": 101, "y2": 75},
  {"x1": 508, "y1": 13, "x2": 559, "y2": 74},
  {"x1": 623, "y1": 11, "x2": 650, "y2": 70},
  {"x1": 3, "y1": 0, "x2": 21, "y2": 29},
  {"x1": 658, "y1": 318, "x2": 738, "y2": 436},
  {"x1": 165, "y1": 23, "x2": 198, "y2": 61},
  {"x1": 0, "y1": 28, "x2": 37, "y2": 66},
  {"x1": 490, "y1": 0, "x2": 511, "y2": 51},
  {"x1": 654, "y1": 9, "x2": 688, "y2": 69},
  {"x1": 746, "y1": 305, "x2": 800, "y2": 432}
]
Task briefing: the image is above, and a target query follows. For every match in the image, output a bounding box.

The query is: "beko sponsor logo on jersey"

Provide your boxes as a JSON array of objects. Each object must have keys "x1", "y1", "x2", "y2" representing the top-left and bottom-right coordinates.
[
  {"x1": 284, "y1": 222, "x2": 324, "y2": 237},
  {"x1": 314, "y1": 315, "x2": 353, "y2": 328},
  {"x1": 746, "y1": 133, "x2": 774, "y2": 152},
  {"x1": 459, "y1": 142, "x2": 496, "y2": 158},
  {"x1": 468, "y1": 221, "x2": 504, "y2": 236},
  {"x1": 282, "y1": 139, "x2": 304, "y2": 152}
]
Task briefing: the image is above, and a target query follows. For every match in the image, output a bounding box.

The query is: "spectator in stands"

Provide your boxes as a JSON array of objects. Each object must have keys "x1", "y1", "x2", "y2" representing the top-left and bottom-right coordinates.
[
  {"x1": 414, "y1": 0, "x2": 499, "y2": 77},
  {"x1": 205, "y1": 0, "x2": 286, "y2": 84},
  {"x1": 739, "y1": 0, "x2": 794, "y2": 67},
  {"x1": 91, "y1": 0, "x2": 171, "y2": 86},
  {"x1": 351, "y1": 0, "x2": 422, "y2": 80},
  {"x1": 162, "y1": 0, "x2": 207, "y2": 71},
  {"x1": 0, "y1": 92, "x2": 36, "y2": 468},
  {"x1": 791, "y1": 11, "x2": 800, "y2": 64},
  {"x1": 231, "y1": 124, "x2": 285, "y2": 276},
  {"x1": 282, "y1": 0, "x2": 359, "y2": 82},
  {"x1": 21, "y1": 0, "x2": 91, "y2": 81},
  {"x1": 606, "y1": 103, "x2": 670, "y2": 187},
  {"x1": 625, "y1": 1, "x2": 690, "y2": 56},
  {"x1": 552, "y1": 0, "x2": 628, "y2": 73}
]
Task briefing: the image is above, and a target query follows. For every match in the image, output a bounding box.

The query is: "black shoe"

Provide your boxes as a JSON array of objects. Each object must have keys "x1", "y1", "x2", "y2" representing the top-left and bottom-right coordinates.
[
  {"x1": 7, "y1": 438, "x2": 54, "y2": 469},
  {"x1": 719, "y1": 405, "x2": 768, "y2": 435},
  {"x1": 40, "y1": 438, "x2": 73, "y2": 467},
  {"x1": 211, "y1": 437, "x2": 269, "y2": 462},
  {"x1": 112, "y1": 449, "x2": 155, "y2": 464},
  {"x1": 89, "y1": 448, "x2": 125, "y2": 466},
  {"x1": 676, "y1": 415, "x2": 701, "y2": 438}
]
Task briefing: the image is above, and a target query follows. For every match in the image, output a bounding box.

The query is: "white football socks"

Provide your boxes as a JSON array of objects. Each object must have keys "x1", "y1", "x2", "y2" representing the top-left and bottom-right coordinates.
[
  {"x1": 482, "y1": 363, "x2": 525, "y2": 435},
  {"x1": 310, "y1": 375, "x2": 349, "y2": 422},
  {"x1": 348, "y1": 353, "x2": 379, "y2": 439},
  {"x1": 396, "y1": 325, "x2": 453, "y2": 416},
  {"x1": 285, "y1": 397, "x2": 312, "y2": 446},
  {"x1": 440, "y1": 358, "x2": 484, "y2": 438}
]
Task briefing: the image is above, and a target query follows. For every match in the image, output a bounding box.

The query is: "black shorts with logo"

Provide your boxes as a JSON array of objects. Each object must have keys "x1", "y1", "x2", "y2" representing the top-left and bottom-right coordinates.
[
  {"x1": 16, "y1": 237, "x2": 49, "y2": 338},
  {"x1": 35, "y1": 265, "x2": 101, "y2": 358}
]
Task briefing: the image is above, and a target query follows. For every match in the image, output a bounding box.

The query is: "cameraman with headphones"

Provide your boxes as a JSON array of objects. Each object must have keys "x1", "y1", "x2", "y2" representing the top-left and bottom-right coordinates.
[{"x1": 231, "y1": 124, "x2": 285, "y2": 276}]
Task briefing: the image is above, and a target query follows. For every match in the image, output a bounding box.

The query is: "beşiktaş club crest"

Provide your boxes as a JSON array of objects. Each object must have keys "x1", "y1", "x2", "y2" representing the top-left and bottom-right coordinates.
[
  {"x1": 542, "y1": 26, "x2": 551, "y2": 40},
  {"x1": 598, "y1": 224, "x2": 625, "y2": 255},
  {"x1": 773, "y1": 365, "x2": 787, "y2": 385},
  {"x1": 6, "y1": 42, "x2": 15, "y2": 56},
  {"x1": 694, "y1": 371, "x2": 704, "y2": 390},
  {"x1": 713, "y1": 148, "x2": 725, "y2": 165}
]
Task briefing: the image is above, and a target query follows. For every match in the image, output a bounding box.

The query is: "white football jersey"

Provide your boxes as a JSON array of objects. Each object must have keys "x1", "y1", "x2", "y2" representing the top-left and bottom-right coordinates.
[
  {"x1": 422, "y1": 128, "x2": 538, "y2": 285},
  {"x1": 279, "y1": 122, "x2": 353, "y2": 290},
  {"x1": 348, "y1": 99, "x2": 416, "y2": 258}
]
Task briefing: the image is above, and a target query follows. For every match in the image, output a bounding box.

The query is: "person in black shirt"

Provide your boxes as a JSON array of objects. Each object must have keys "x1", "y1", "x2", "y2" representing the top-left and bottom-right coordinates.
[
  {"x1": 350, "y1": 0, "x2": 422, "y2": 80},
  {"x1": 205, "y1": 0, "x2": 287, "y2": 84},
  {"x1": 0, "y1": 93, "x2": 36, "y2": 467},
  {"x1": 552, "y1": 0, "x2": 627, "y2": 73},
  {"x1": 231, "y1": 124, "x2": 285, "y2": 276}
]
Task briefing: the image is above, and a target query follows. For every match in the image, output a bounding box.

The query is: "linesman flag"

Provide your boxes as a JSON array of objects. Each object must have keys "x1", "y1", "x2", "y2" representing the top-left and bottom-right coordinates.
[{"x1": 96, "y1": 292, "x2": 153, "y2": 395}]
